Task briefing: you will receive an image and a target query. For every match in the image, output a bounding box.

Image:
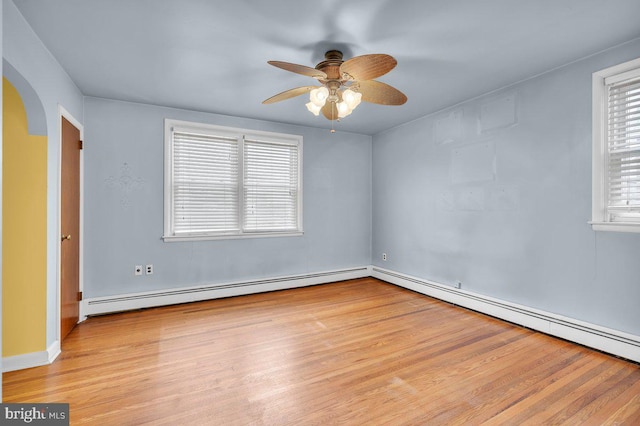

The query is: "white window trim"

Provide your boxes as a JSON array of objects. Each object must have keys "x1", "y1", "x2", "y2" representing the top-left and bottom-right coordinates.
[
  {"x1": 163, "y1": 119, "x2": 303, "y2": 241},
  {"x1": 591, "y1": 57, "x2": 640, "y2": 234}
]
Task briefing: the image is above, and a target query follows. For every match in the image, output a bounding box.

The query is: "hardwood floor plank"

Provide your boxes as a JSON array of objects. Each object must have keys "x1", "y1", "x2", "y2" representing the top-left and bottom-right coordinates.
[
  {"x1": 606, "y1": 394, "x2": 640, "y2": 425},
  {"x1": 4, "y1": 278, "x2": 639, "y2": 425},
  {"x1": 581, "y1": 378, "x2": 640, "y2": 425},
  {"x1": 545, "y1": 365, "x2": 639, "y2": 424},
  {"x1": 482, "y1": 354, "x2": 606, "y2": 424}
]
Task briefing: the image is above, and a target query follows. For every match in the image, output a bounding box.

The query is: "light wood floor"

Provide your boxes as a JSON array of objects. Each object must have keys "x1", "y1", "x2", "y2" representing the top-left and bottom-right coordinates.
[{"x1": 4, "y1": 278, "x2": 640, "y2": 425}]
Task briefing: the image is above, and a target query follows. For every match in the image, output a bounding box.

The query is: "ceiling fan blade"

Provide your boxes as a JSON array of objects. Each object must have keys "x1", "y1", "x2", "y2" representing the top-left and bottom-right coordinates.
[
  {"x1": 321, "y1": 101, "x2": 338, "y2": 121},
  {"x1": 267, "y1": 61, "x2": 327, "y2": 79},
  {"x1": 262, "y1": 86, "x2": 318, "y2": 104},
  {"x1": 340, "y1": 54, "x2": 397, "y2": 81},
  {"x1": 357, "y1": 80, "x2": 407, "y2": 105}
]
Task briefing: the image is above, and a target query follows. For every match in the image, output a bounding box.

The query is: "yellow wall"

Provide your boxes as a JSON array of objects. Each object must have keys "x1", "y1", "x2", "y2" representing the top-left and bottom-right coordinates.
[{"x1": 2, "y1": 77, "x2": 48, "y2": 357}]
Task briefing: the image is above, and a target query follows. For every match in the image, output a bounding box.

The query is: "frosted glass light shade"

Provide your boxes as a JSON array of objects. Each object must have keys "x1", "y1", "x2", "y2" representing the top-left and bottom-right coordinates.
[
  {"x1": 337, "y1": 101, "x2": 352, "y2": 118},
  {"x1": 306, "y1": 101, "x2": 322, "y2": 116},
  {"x1": 342, "y1": 89, "x2": 362, "y2": 110},
  {"x1": 309, "y1": 86, "x2": 329, "y2": 107}
]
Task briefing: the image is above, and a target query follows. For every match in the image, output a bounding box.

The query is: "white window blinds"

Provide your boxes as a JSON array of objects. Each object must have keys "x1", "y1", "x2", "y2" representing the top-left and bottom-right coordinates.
[
  {"x1": 172, "y1": 130, "x2": 240, "y2": 234},
  {"x1": 606, "y1": 75, "x2": 640, "y2": 221},
  {"x1": 165, "y1": 120, "x2": 303, "y2": 240},
  {"x1": 243, "y1": 138, "x2": 300, "y2": 232}
]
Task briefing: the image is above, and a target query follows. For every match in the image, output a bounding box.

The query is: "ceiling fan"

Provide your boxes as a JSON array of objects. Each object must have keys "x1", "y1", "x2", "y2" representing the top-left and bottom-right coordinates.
[{"x1": 263, "y1": 50, "x2": 407, "y2": 121}]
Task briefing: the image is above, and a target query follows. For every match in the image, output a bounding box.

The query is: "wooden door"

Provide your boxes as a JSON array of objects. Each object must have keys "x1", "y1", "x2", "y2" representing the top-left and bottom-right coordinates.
[{"x1": 60, "y1": 116, "x2": 81, "y2": 341}]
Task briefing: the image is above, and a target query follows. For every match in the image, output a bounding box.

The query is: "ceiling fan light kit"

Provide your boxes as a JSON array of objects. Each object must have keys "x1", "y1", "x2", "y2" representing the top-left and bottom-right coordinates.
[
  {"x1": 305, "y1": 86, "x2": 330, "y2": 116},
  {"x1": 264, "y1": 50, "x2": 407, "y2": 124},
  {"x1": 305, "y1": 101, "x2": 322, "y2": 116}
]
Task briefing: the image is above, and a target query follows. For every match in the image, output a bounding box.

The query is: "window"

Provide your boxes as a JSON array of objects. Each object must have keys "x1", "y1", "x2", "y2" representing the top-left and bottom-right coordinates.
[
  {"x1": 164, "y1": 119, "x2": 302, "y2": 240},
  {"x1": 591, "y1": 57, "x2": 640, "y2": 233}
]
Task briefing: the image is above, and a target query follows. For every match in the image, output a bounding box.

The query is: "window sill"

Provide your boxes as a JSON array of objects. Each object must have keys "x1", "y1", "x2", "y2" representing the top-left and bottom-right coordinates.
[
  {"x1": 589, "y1": 222, "x2": 640, "y2": 234},
  {"x1": 163, "y1": 231, "x2": 304, "y2": 242}
]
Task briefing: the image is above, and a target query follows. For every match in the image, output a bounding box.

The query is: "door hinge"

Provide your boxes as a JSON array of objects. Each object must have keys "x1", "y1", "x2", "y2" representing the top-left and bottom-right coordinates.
[
  {"x1": 79, "y1": 140, "x2": 84, "y2": 150},
  {"x1": 77, "y1": 291, "x2": 83, "y2": 301}
]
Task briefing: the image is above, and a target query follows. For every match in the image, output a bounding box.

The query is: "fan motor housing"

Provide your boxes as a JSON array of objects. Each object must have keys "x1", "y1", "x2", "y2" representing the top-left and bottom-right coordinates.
[{"x1": 316, "y1": 50, "x2": 344, "y2": 81}]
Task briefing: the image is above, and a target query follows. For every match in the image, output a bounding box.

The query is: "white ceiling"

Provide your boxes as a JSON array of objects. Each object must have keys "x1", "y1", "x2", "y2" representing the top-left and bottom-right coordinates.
[{"x1": 13, "y1": 0, "x2": 640, "y2": 135}]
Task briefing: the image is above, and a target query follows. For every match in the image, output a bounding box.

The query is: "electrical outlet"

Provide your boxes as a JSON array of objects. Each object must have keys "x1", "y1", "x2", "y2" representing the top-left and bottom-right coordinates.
[
  {"x1": 146, "y1": 264, "x2": 154, "y2": 275},
  {"x1": 134, "y1": 265, "x2": 143, "y2": 276},
  {"x1": 382, "y1": 253, "x2": 387, "y2": 261},
  {"x1": 455, "y1": 281, "x2": 462, "y2": 289}
]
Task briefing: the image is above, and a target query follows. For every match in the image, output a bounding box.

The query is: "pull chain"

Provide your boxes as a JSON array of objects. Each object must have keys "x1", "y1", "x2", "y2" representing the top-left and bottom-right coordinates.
[{"x1": 331, "y1": 102, "x2": 336, "y2": 133}]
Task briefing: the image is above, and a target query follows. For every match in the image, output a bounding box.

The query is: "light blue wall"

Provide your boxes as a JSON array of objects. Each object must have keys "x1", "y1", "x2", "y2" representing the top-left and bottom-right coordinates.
[
  {"x1": 5, "y1": 0, "x2": 640, "y2": 361},
  {"x1": 83, "y1": 97, "x2": 371, "y2": 297},
  {"x1": 372, "y1": 39, "x2": 640, "y2": 336},
  {"x1": 3, "y1": 0, "x2": 84, "y2": 347}
]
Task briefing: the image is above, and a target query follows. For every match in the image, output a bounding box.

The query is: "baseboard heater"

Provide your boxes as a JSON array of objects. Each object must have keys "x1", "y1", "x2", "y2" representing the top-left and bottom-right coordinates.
[
  {"x1": 371, "y1": 266, "x2": 640, "y2": 364},
  {"x1": 82, "y1": 266, "x2": 370, "y2": 318}
]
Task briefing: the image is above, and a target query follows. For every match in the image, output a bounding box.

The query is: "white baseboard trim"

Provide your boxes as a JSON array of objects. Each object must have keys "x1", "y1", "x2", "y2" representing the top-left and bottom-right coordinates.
[
  {"x1": 82, "y1": 266, "x2": 371, "y2": 318},
  {"x1": 48, "y1": 339, "x2": 61, "y2": 364},
  {"x1": 3, "y1": 340, "x2": 61, "y2": 373},
  {"x1": 372, "y1": 266, "x2": 640, "y2": 363}
]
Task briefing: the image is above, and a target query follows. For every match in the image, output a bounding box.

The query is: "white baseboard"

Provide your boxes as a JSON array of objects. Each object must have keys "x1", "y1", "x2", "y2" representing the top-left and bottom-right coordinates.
[
  {"x1": 82, "y1": 266, "x2": 371, "y2": 318},
  {"x1": 48, "y1": 339, "x2": 61, "y2": 364},
  {"x1": 372, "y1": 266, "x2": 640, "y2": 363},
  {"x1": 3, "y1": 340, "x2": 61, "y2": 373}
]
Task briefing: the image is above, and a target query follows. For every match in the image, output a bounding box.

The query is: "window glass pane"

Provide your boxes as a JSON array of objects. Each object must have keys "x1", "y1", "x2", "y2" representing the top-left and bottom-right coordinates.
[
  {"x1": 607, "y1": 78, "x2": 640, "y2": 221},
  {"x1": 243, "y1": 139, "x2": 299, "y2": 231},
  {"x1": 173, "y1": 131, "x2": 239, "y2": 233}
]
